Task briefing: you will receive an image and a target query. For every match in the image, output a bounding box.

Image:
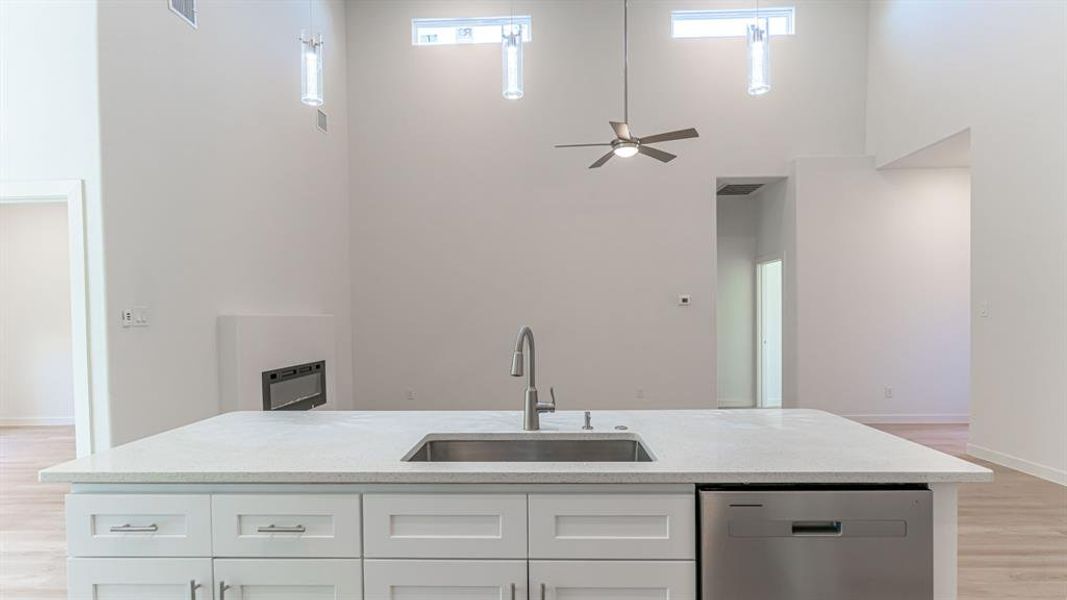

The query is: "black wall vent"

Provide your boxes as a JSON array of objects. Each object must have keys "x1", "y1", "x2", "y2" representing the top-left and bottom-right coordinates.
[
  {"x1": 717, "y1": 183, "x2": 764, "y2": 196},
  {"x1": 169, "y1": 0, "x2": 197, "y2": 29}
]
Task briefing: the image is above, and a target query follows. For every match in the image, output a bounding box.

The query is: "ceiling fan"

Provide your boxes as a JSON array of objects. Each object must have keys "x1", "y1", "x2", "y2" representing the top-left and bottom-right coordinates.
[{"x1": 555, "y1": 0, "x2": 699, "y2": 169}]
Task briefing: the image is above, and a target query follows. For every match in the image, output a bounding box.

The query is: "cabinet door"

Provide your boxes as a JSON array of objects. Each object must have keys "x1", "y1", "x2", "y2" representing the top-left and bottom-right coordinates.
[
  {"x1": 529, "y1": 560, "x2": 696, "y2": 600},
  {"x1": 68, "y1": 558, "x2": 214, "y2": 600},
  {"x1": 67, "y1": 494, "x2": 212, "y2": 557},
  {"x1": 363, "y1": 494, "x2": 527, "y2": 559},
  {"x1": 212, "y1": 494, "x2": 361, "y2": 558},
  {"x1": 528, "y1": 494, "x2": 695, "y2": 560},
  {"x1": 364, "y1": 559, "x2": 526, "y2": 600},
  {"x1": 213, "y1": 559, "x2": 361, "y2": 600}
]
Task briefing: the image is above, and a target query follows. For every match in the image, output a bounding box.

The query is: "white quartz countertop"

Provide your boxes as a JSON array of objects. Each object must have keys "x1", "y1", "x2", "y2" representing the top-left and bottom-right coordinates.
[{"x1": 39, "y1": 410, "x2": 992, "y2": 484}]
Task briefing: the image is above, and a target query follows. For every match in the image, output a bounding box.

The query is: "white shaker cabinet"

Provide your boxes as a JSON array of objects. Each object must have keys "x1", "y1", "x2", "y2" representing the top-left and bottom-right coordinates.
[
  {"x1": 527, "y1": 493, "x2": 695, "y2": 560},
  {"x1": 529, "y1": 560, "x2": 696, "y2": 600},
  {"x1": 212, "y1": 559, "x2": 362, "y2": 600},
  {"x1": 362, "y1": 494, "x2": 527, "y2": 559},
  {"x1": 211, "y1": 494, "x2": 362, "y2": 558},
  {"x1": 363, "y1": 559, "x2": 526, "y2": 600},
  {"x1": 68, "y1": 557, "x2": 215, "y2": 600}
]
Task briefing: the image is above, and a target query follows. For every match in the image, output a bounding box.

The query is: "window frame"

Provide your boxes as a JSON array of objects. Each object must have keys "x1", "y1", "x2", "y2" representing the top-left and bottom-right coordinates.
[
  {"x1": 670, "y1": 7, "x2": 796, "y2": 39},
  {"x1": 411, "y1": 16, "x2": 533, "y2": 47}
]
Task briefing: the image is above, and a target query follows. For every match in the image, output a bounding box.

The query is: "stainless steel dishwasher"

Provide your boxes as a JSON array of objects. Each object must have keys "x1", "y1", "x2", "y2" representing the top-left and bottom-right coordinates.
[{"x1": 700, "y1": 485, "x2": 932, "y2": 600}]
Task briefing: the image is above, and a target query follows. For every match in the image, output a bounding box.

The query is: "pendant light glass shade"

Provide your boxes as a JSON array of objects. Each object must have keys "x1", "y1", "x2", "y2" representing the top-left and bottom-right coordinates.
[
  {"x1": 747, "y1": 18, "x2": 771, "y2": 96},
  {"x1": 301, "y1": 31, "x2": 324, "y2": 106},
  {"x1": 501, "y1": 24, "x2": 524, "y2": 100}
]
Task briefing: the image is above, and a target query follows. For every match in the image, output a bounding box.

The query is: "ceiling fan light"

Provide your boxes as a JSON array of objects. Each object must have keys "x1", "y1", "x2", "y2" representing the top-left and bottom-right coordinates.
[{"x1": 613, "y1": 142, "x2": 639, "y2": 158}]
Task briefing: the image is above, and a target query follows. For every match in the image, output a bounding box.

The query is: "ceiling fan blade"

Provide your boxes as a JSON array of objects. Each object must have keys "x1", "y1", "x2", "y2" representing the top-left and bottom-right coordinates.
[
  {"x1": 610, "y1": 121, "x2": 633, "y2": 140},
  {"x1": 638, "y1": 145, "x2": 677, "y2": 163},
  {"x1": 555, "y1": 143, "x2": 612, "y2": 148},
  {"x1": 589, "y1": 151, "x2": 615, "y2": 169},
  {"x1": 637, "y1": 128, "x2": 699, "y2": 145}
]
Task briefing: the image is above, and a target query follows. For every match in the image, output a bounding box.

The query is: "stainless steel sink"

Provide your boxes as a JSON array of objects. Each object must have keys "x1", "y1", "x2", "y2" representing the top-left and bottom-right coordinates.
[{"x1": 404, "y1": 435, "x2": 654, "y2": 462}]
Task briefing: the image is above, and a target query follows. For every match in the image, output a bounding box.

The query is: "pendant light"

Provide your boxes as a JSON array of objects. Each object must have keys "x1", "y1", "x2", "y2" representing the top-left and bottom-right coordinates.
[
  {"x1": 747, "y1": 0, "x2": 771, "y2": 96},
  {"x1": 300, "y1": 1, "x2": 324, "y2": 106},
  {"x1": 501, "y1": 1, "x2": 523, "y2": 99}
]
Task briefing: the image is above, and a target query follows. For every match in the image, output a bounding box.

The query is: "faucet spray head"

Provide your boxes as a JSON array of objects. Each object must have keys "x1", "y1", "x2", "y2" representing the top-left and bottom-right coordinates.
[{"x1": 510, "y1": 351, "x2": 524, "y2": 377}]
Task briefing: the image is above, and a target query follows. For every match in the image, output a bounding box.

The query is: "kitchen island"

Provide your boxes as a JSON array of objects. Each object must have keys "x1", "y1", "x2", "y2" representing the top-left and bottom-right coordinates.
[{"x1": 42, "y1": 409, "x2": 990, "y2": 599}]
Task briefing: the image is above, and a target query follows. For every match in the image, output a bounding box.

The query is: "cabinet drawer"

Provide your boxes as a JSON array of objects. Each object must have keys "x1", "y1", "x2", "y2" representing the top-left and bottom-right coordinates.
[
  {"x1": 363, "y1": 494, "x2": 526, "y2": 558},
  {"x1": 212, "y1": 494, "x2": 361, "y2": 558},
  {"x1": 68, "y1": 557, "x2": 214, "y2": 600},
  {"x1": 66, "y1": 494, "x2": 211, "y2": 557},
  {"x1": 214, "y1": 558, "x2": 362, "y2": 599},
  {"x1": 528, "y1": 494, "x2": 695, "y2": 559},
  {"x1": 530, "y1": 560, "x2": 696, "y2": 600},
  {"x1": 364, "y1": 559, "x2": 526, "y2": 599}
]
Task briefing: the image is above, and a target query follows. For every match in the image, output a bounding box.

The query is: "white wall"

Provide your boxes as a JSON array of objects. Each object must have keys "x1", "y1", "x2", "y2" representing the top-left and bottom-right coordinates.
[
  {"x1": 792, "y1": 156, "x2": 971, "y2": 422},
  {"x1": 0, "y1": 203, "x2": 74, "y2": 425},
  {"x1": 756, "y1": 180, "x2": 787, "y2": 259},
  {"x1": 867, "y1": 1, "x2": 1066, "y2": 481},
  {"x1": 716, "y1": 195, "x2": 758, "y2": 407},
  {"x1": 96, "y1": 0, "x2": 352, "y2": 444},
  {"x1": 0, "y1": 0, "x2": 109, "y2": 448},
  {"x1": 346, "y1": 0, "x2": 869, "y2": 410}
]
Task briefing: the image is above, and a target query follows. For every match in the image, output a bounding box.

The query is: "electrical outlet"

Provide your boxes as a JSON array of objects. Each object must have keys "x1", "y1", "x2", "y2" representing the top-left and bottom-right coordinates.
[
  {"x1": 405, "y1": 389, "x2": 416, "y2": 402},
  {"x1": 884, "y1": 385, "x2": 894, "y2": 399},
  {"x1": 678, "y1": 294, "x2": 692, "y2": 306},
  {"x1": 121, "y1": 308, "x2": 133, "y2": 328},
  {"x1": 978, "y1": 301, "x2": 990, "y2": 318},
  {"x1": 636, "y1": 388, "x2": 646, "y2": 400}
]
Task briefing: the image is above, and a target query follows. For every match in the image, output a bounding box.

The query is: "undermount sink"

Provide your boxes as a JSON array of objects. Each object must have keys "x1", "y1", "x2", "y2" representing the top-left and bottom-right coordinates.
[{"x1": 404, "y1": 434, "x2": 654, "y2": 463}]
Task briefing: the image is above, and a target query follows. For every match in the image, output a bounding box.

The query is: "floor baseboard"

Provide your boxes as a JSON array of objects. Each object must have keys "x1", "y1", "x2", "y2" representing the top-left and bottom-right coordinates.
[
  {"x1": 845, "y1": 413, "x2": 970, "y2": 425},
  {"x1": 0, "y1": 417, "x2": 74, "y2": 427},
  {"x1": 966, "y1": 443, "x2": 1067, "y2": 486}
]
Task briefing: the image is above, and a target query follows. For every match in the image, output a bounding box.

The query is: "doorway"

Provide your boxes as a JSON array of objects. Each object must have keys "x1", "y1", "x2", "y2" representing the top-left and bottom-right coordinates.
[
  {"x1": 715, "y1": 176, "x2": 787, "y2": 409},
  {"x1": 0, "y1": 180, "x2": 96, "y2": 456},
  {"x1": 756, "y1": 259, "x2": 783, "y2": 408}
]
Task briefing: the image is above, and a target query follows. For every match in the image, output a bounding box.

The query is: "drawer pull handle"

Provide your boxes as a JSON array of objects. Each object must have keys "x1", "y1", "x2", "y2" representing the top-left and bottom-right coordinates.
[
  {"x1": 188, "y1": 580, "x2": 201, "y2": 600},
  {"x1": 219, "y1": 581, "x2": 231, "y2": 600},
  {"x1": 110, "y1": 523, "x2": 158, "y2": 533},
  {"x1": 256, "y1": 524, "x2": 306, "y2": 533},
  {"x1": 540, "y1": 582, "x2": 547, "y2": 600},
  {"x1": 791, "y1": 520, "x2": 843, "y2": 536},
  {"x1": 510, "y1": 582, "x2": 516, "y2": 600}
]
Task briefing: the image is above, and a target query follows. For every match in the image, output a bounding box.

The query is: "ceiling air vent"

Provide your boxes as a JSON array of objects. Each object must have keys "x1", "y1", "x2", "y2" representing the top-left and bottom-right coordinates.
[
  {"x1": 169, "y1": 0, "x2": 197, "y2": 29},
  {"x1": 717, "y1": 183, "x2": 764, "y2": 196},
  {"x1": 316, "y1": 109, "x2": 328, "y2": 134}
]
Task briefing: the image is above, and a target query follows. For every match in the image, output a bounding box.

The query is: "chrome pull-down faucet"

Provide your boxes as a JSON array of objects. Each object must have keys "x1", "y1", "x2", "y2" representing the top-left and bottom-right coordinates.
[{"x1": 511, "y1": 326, "x2": 555, "y2": 430}]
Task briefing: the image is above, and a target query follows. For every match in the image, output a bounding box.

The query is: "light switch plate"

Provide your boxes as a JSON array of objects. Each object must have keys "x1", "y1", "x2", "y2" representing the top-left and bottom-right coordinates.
[{"x1": 131, "y1": 306, "x2": 149, "y2": 327}]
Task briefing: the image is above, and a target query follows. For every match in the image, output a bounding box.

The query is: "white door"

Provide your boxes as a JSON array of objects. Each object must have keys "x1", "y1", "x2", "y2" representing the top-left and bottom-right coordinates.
[
  {"x1": 363, "y1": 559, "x2": 526, "y2": 600},
  {"x1": 68, "y1": 558, "x2": 214, "y2": 600},
  {"x1": 213, "y1": 559, "x2": 361, "y2": 600},
  {"x1": 757, "y1": 259, "x2": 783, "y2": 408},
  {"x1": 529, "y1": 560, "x2": 696, "y2": 600}
]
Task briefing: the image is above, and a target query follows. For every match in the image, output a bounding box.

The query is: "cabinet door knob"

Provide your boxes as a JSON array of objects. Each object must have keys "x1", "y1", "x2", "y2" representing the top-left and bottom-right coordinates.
[
  {"x1": 510, "y1": 582, "x2": 516, "y2": 600},
  {"x1": 540, "y1": 582, "x2": 547, "y2": 600}
]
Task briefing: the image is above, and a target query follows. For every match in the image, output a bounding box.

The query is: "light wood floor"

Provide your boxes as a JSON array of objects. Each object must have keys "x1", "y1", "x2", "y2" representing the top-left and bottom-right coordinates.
[
  {"x1": 0, "y1": 427, "x2": 73, "y2": 600},
  {"x1": 0, "y1": 424, "x2": 1064, "y2": 599}
]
